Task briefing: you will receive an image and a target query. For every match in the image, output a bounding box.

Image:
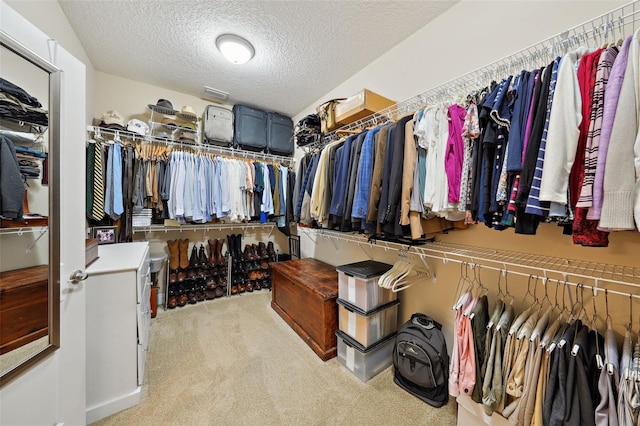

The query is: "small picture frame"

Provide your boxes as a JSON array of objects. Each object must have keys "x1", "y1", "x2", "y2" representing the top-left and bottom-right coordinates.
[{"x1": 92, "y1": 226, "x2": 118, "y2": 245}]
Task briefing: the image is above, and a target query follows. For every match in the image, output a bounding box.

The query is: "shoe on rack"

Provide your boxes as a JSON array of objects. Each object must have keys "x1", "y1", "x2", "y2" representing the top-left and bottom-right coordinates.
[
  {"x1": 177, "y1": 283, "x2": 188, "y2": 307},
  {"x1": 246, "y1": 280, "x2": 254, "y2": 292},
  {"x1": 196, "y1": 280, "x2": 207, "y2": 301},
  {"x1": 235, "y1": 234, "x2": 243, "y2": 259},
  {"x1": 187, "y1": 283, "x2": 197, "y2": 304},
  {"x1": 167, "y1": 283, "x2": 178, "y2": 308},
  {"x1": 187, "y1": 245, "x2": 199, "y2": 279},
  {"x1": 218, "y1": 275, "x2": 227, "y2": 288},
  {"x1": 243, "y1": 244, "x2": 254, "y2": 261},
  {"x1": 215, "y1": 285, "x2": 225, "y2": 298},
  {"x1": 167, "y1": 239, "x2": 180, "y2": 283},
  {"x1": 178, "y1": 238, "x2": 190, "y2": 269},
  {"x1": 198, "y1": 244, "x2": 208, "y2": 277},
  {"x1": 226, "y1": 234, "x2": 235, "y2": 264},
  {"x1": 205, "y1": 288, "x2": 217, "y2": 300},
  {"x1": 238, "y1": 278, "x2": 246, "y2": 293},
  {"x1": 258, "y1": 242, "x2": 268, "y2": 259},
  {"x1": 216, "y1": 238, "x2": 226, "y2": 266},
  {"x1": 255, "y1": 280, "x2": 262, "y2": 291},
  {"x1": 208, "y1": 239, "x2": 219, "y2": 268},
  {"x1": 266, "y1": 241, "x2": 276, "y2": 261}
]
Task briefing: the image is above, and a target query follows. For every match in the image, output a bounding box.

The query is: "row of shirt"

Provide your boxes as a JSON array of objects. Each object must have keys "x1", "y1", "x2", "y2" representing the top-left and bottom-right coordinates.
[
  {"x1": 293, "y1": 115, "x2": 465, "y2": 241},
  {"x1": 426, "y1": 32, "x2": 640, "y2": 246},
  {"x1": 296, "y1": 31, "x2": 640, "y2": 247},
  {"x1": 449, "y1": 289, "x2": 640, "y2": 426},
  {"x1": 86, "y1": 141, "x2": 294, "y2": 239}
]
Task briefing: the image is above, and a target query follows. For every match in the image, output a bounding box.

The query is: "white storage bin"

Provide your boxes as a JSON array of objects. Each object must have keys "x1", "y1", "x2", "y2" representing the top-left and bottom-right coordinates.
[
  {"x1": 337, "y1": 299, "x2": 399, "y2": 347},
  {"x1": 336, "y1": 260, "x2": 395, "y2": 312},
  {"x1": 336, "y1": 330, "x2": 396, "y2": 383}
]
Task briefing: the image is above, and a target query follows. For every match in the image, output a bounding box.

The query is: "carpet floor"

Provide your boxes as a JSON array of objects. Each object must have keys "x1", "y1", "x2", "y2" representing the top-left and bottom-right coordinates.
[{"x1": 93, "y1": 291, "x2": 457, "y2": 426}]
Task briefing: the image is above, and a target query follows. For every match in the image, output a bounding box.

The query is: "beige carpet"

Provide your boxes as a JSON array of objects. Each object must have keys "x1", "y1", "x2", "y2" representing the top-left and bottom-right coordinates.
[{"x1": 93, "y1": 291, "x2": 457, "y2": 426}]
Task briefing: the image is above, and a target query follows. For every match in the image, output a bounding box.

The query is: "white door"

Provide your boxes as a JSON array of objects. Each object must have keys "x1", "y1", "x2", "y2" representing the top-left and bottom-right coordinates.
[{"x1": 0, "y1": 3, "x2": 87, "y2": 425}]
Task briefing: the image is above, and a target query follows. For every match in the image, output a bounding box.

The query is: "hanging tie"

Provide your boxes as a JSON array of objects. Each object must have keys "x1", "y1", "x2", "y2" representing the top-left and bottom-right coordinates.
[{"x1": 91, "y1": 144, "x2": 105, "y2": 221}]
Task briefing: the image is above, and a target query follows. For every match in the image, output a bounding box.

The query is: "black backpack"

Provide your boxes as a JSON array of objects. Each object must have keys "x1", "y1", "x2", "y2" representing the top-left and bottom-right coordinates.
[{"x1": 393, "y1": 313, "x2": 449, "y2": 407}]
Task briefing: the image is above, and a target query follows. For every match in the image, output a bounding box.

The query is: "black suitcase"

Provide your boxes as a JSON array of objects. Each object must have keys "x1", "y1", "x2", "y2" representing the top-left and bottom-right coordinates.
[
  {"x1": 203, "y1": 105, "x2": 233, "y2": 146},
  {"x1": 233, "y1": 104, "x2": 267, "y2": 152},
  {"x1": 267, "y1": 112, "x2": 294, "y2": 156}
]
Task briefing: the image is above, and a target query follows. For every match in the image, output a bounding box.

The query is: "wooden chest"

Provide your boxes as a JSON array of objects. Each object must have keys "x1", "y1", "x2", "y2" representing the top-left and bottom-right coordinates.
[
  {"x1": 271, "y1": 258, "x2": 338, "y2": 361},
  {"x1": 0, "y1": 265, "x2": 48, "y2": 354}
]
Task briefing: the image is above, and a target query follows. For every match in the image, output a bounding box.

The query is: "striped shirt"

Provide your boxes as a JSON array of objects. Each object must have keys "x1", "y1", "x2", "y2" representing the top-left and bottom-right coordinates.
[{"x1": 525, "y1": 57, "x2": 561, "y2": 216}]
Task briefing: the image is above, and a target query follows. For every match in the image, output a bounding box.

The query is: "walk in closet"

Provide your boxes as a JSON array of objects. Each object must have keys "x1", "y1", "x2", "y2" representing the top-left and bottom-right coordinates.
[
  {"x1": 2, "y1": 1, "x2": 640, "y2": 425},
  {"x1": 294, "y1": 2, "x2": 640, "y2": 425}
]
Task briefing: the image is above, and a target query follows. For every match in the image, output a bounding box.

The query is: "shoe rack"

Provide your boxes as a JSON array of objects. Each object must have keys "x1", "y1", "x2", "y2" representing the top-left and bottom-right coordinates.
[{"x1": 163, "y1": 234, "x2": 278, "y2": 311}]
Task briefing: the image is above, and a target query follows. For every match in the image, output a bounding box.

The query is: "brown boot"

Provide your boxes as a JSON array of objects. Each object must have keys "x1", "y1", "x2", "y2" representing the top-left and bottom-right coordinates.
[
  {"x1": 167, "y1": 239, "x2": 179, "y2": 283},
  {"x1": 178, "y1": 239, "x2": 189, "y2": 281},
  {"x1": 216, "y1": 238, "x2": 226, "y2": 266},
  {"x1": 208, "y1": 239, "x2": 218, "y2": 267}
]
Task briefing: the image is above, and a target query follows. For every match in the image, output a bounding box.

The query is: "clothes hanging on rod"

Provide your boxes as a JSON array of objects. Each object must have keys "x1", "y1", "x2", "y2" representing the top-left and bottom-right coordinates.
[
  {"x1": 299, "y1": 28, "x2": 640, "y2": 248},
  {"x1": 447, "y1": 266, "x2": 640, "y2": 426},
  {"x1": 86, "y1": 138, "x2": 295, "y2": 240}
]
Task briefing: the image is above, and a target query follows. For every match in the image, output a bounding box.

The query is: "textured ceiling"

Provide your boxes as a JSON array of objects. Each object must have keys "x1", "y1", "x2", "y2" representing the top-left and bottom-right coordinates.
[{"x1": 59, "y1": 0, "x2": 457, "y2": 117}]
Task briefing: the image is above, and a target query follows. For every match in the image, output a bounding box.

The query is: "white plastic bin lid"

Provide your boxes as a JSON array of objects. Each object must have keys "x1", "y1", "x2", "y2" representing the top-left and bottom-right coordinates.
[{"x1": 149, "y1": 253, "x2": 168, "y2": 273}]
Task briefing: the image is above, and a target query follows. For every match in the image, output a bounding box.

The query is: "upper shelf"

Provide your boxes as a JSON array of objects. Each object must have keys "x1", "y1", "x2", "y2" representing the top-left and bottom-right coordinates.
[
  {"x1": 300, "y1": 228, "x2": 640, "y2": 296},
  {"x1": 87, "y1": 125, "x2": 295, "y2": 165},
  {"x1": 147, "y1": 104, "x2": 198, "y2": 122},
  {"x1": 0, "y1": 116, "x2": 47, "y2": 136},
  {"x1": 132, "y1": 222, "x2": 277, "y2": 234}
]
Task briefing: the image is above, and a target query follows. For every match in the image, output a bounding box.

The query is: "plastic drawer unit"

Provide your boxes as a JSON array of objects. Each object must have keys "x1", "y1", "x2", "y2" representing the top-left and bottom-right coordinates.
[
  {"x1": 337, "y1": 298, "x2": 399, "y2": 347},
  {"x1": 335, "y1": 330, "x2": 396, "y2": 382},
  {"x1": 336, "y1": 260, "x2": 395, "y2": 312}
]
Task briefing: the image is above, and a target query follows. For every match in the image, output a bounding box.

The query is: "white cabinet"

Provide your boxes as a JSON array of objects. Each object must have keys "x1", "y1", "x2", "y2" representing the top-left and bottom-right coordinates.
[{"x1": 85, "y1": 242, "x2": 150, "y2": 424}]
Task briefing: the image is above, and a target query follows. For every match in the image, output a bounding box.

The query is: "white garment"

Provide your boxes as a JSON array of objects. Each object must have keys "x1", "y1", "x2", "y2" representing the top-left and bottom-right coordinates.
[
  {"x1": 539, "y1": 47, "x2": 590, "y2": 204},
  {"x1": 280, "y1": 164, "x2": 288, "y2": 216},
  {"x1": 262, "y1": 163, "x2": 274, "y2": 215},
  {"x1": 422, "y1": 106, "x2": 438, "y2": 210},
  {"x1": 601, "y1": 29, "x2": 640, "y2": 231}
]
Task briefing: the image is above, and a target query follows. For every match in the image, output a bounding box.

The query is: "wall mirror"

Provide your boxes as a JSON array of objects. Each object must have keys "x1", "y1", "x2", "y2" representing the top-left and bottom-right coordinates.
[{"x1": 0, "y1": 31, "x2": 60, "y2": 386}]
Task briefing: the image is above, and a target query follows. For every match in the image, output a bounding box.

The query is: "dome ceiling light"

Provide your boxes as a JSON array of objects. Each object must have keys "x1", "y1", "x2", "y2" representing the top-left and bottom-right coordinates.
[{"x1": 216, "y1": 34, "x2": 255, "y2": 65}]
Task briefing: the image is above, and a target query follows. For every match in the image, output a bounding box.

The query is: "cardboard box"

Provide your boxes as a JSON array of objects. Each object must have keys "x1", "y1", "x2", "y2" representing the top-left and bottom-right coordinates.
[{"x1": 334, "y1": 89, "x2": 395, "y2": 126}]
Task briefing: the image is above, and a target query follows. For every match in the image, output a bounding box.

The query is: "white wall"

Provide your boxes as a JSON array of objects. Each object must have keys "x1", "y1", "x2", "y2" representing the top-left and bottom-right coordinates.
[
  {"x1": 92, "y1": 71, "x2": 232, "y2": 125},
  {"x1": 293, "y1": 0, "x2": 639, "y2": 352},
  {"x1": 5, "y1": 0, "x2": 96, "y2": 124},
  {"x1": 294, "y1": 0, "x2": 628, "y2": 123}
]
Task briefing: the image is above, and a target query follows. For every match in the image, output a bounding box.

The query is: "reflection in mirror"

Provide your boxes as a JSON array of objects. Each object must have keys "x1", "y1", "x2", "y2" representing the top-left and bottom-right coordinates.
[{"x1": 0, "y1": 32, "x2": 60, "y2": 386}]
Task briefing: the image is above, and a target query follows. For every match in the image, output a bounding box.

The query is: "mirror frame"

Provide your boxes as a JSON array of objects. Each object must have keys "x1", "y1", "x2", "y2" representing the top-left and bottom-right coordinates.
[{"x1": 0, "y1": 31, "x2": 61, "y2": 387}]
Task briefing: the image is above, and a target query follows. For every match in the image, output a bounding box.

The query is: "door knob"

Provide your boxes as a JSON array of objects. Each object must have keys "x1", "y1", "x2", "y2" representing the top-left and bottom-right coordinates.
[{"x1": 68, "y1": 270, "x2": 88, "y2": 284}]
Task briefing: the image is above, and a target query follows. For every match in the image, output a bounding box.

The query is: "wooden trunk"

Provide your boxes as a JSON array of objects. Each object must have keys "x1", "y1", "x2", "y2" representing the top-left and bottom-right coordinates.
[
  {"x1": 271, "y1": 258, "x2": 338, "y2": 361},
  {"x1": 0, "y1": 265, "x2": 48, "y2": 354}
]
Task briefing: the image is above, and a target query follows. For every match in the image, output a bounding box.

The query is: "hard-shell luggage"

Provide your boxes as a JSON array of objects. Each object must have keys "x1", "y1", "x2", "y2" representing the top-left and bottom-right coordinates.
[
  {"x1": 203, "y1": 105, "x2": 233, "y2": 146},
  {"x1": 233, "y1": 104, "x2": 267, "y2": 152},
  {"x1": 267, "y1": 112, "x2": 294, "y2": 156}
]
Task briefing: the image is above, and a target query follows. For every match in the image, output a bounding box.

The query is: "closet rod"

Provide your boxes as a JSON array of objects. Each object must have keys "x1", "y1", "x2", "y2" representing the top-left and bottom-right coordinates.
[
  {"x1": 300, "y1": 228, "x2": 640, "y2": 294},
  {"x1": 317, "y1": 0, "x2": 640, "y2": 146},
  {"x1": 132, "y1": 222, "x2": 276, "y2": 234},
  {"x1": 87, "y1": 125, "x2": 295, "y2": 165}
]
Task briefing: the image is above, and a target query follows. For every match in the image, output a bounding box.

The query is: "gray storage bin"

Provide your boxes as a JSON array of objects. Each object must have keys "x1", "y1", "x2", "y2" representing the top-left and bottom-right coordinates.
[
  {"x1": 337, "y1": 298, "x2": 399, "y2": 347},
  {"x1": 336, "y1": 260, "x2": 395, "y2": 312},
  {"x1": 336, "y1": 330, "x2": 396, "y2": 383}
]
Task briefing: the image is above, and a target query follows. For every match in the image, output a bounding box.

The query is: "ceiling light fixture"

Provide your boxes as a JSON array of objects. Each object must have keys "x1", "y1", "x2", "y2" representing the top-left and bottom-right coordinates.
[{"x1": 216, "y1": 34, "x2": 255, "y2": 65}]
